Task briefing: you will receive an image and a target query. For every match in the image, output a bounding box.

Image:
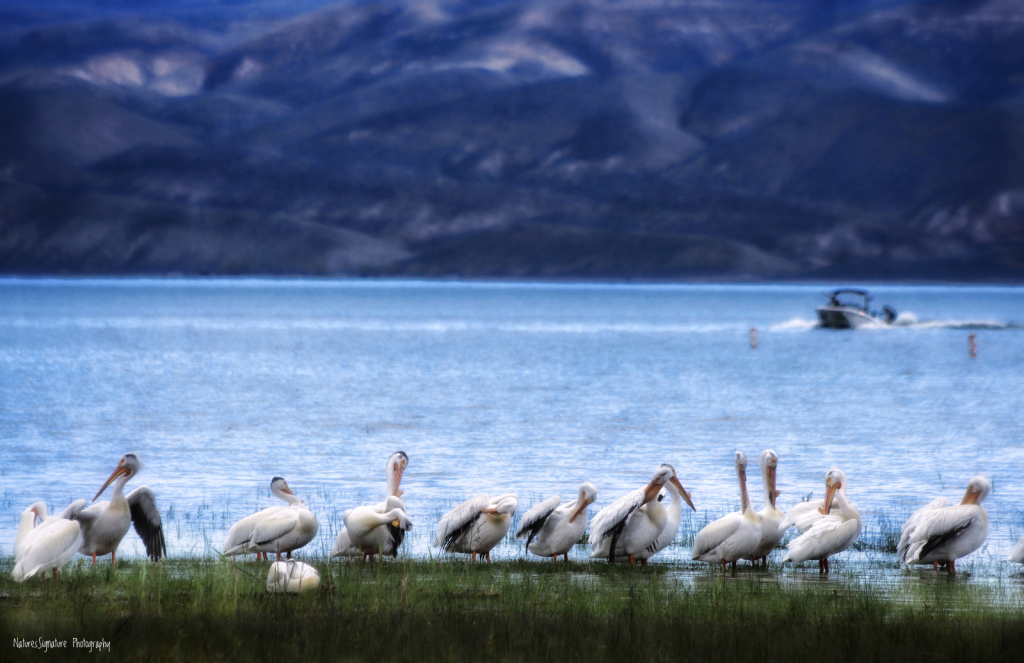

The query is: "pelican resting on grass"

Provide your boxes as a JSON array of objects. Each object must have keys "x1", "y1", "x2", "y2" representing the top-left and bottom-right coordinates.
[
  {"x1": 223, "y1": 477, "x2": 300, "y2": 560},
  {"x1": 12, "y1": 502, "x2": 82, "y2": 583},
  {"x1": 340, "y1": 496, "x2": 413, "y2": 560},
  {"x1": 266, "y1": 559, "x2": 320, "y2": 593},
  {"x1": 64, "y1": 453, "x2": 167, "y2": 566},
  {"x1": 332, "y1": 451, "x2": 409, "y2": 559},
  {"x1": 692, "y1": 451, "x2": 761, "y2": 570},
  {"x1": 744, "y1": 449, "x2": 784, "y2": 566},
  {"x1": 516, "y1": 482, "x2": 597, "y2": 561},
  {"x1": 781, "y1": 468, "x2": 861, "y2": 573},
  {"x1": 590, "y1": 464, "x2": 695, "y2": 566},
  {"x1": 898, "y1": 475, "x2": 991, "y2": 575},
  {"x1": 434, "y1": 494, "x2": 519, "y2": 562},
  {"x1": 1009, "y1": 536, "x2": 1024, "y2": 565},
  {"x1": 247, "y1": 485, "x2": 318, "y2": 561}
]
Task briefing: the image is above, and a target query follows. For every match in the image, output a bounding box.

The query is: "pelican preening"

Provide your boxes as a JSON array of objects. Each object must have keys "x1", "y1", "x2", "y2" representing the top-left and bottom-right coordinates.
[
  {"x1": 589, "y1": 464, "x2": 695, "y2": 566},
  {"x1": 223, "y1": 477, "x2": 302, "y2": 560},
  {"x1": 266, "y1": 559, "x2": 321, "y2": 593},
  {"x1": 246, "y1": 489, "x2": 318, "y2": 561},
  {"x1": 898, "y1": 476, "x2": 991, "y2": 574},
  {"x1": 692, "y1": 451, "x2": 761, "y2": 570},
  {"x1": 516, "y1": 482, "x2": 597, "y2": 561},
  {"x1": 65, "y1": 453, "x2": 167, "y2": 566},
  {"x1": 331, "y1": 451, "x2": 409, "y2": 560},
  {"x1": 12, "y1": 502, "x2": 83, "y2": 583},
  {"x1": 746, "y1": 450, "x2": 784, "y2": 565},
  {"x1": 342, "y1": 496, "x2": 413, "y2": 560},
  {"x1": 434, "y1": 494, "x2": 519, "y2": 562},
  {"x1": 781, "y1": 468, "x2": 861, "y2": 573}
]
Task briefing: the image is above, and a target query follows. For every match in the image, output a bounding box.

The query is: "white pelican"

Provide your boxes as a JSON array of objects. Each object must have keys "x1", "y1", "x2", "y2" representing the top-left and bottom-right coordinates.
[
  {"x1": 247, "y1": 484, "x2": 319, "y2": 561},
  {"x1": 590, "y1": 464, "x2": 695, "y2": 566},
  {"x1": 223, "y1": 477, "x2": 300, "y2": 560},
  {"x1": 1009, "y1": 535, "x2": 1024, "y2": 564},
  {"x1": 433, "y1": 494, "x2": 519, "y2": 562},
  {"x1": 692, "y1": 451, "x2": 761, "y2": 570},
  {"x1": 65, "y1": 453, "x2": 166, "y2": 566},
  {"x1": 341, "y1": 496, "x2": 413, "y2": 560},
  {"x1": 266, "y1": 559, "x2": 321, "y2": 593},
  {"x1": 745, "y1": 449, "x2": 784, "y2": 566},
  {"x1": 12, "y1": 502, "x2": 82, "y2": 583},
  {"x1": 515, "y1": 482, "x2": 598, "y2": 561},
  {"x1": 331, "y1": 451, "x2": 409, "y2": 559},
  {"x1": 898, "y1": 475, "x2": 991, "y2": 574},
  {"x1": 781, "y1": 468, "x2": 861, "y2": 573}
]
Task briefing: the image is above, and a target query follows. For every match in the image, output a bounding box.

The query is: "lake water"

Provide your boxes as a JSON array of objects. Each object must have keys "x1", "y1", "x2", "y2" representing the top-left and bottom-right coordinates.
[{"x1": 1, "y1": 279, "x2": 1022, "y2": 567}]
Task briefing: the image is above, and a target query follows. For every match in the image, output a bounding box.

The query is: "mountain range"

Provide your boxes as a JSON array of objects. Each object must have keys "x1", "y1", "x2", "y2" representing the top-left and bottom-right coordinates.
[{"x1": 1, "y1": 0, "x2": 1022, "y2": 281}]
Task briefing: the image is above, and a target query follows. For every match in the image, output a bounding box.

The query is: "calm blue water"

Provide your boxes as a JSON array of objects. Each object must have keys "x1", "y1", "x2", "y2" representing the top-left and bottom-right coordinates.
[{"x1": 1, "y1": 279, "x2": 1022, "y2": 565}]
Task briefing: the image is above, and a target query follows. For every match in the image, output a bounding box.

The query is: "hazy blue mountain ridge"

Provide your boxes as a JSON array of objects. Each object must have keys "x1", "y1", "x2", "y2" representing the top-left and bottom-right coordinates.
[{"x1": 1, "y1": 0, "x2": 1021, "y2": 279}]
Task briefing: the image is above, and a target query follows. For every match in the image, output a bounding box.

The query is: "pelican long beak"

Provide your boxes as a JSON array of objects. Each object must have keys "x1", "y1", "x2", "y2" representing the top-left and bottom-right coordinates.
[
  {"x1": 768, "y1": 465, "x2": 779, "y2": 508},
  {"x1": 281, "y1": 482, "x2": 295, "y2": 496},
  {"x1": 961, "y1": 487, "x2": 981, "y2": 505},
  {"x1": 568, "y1": 498, "x2": 593, "y2": 523},
  {"x1": 481, "y1": 507, "x2": 500, "y2": 514},
  {"x1": 393, "y1": 463, "x2": 405, "y2": 497},
  {"x1": 93, "y1": 460, "x2": 130, "y2": 502},
  {"x1": 818, "y1": 481, "x2": 840, "y2": 516},
  {"x1": 642, "y1": 479, "x2": 662, "y2": 505},
  {"x1": 671, "y1": 476, "x2": 696, "y2": 512}
]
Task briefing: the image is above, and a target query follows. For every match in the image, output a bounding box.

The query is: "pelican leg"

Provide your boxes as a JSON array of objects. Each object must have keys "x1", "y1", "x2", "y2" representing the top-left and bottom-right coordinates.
[
  {"x1": 731, "y1": 561, "x2": 737, "y2": 572},
  {"x1": 92, "y1": 553, "x2": 97, "y2": 567},
  {"x1": 721, "y1": 561, "x2": 728, "y2": 573},
  {"x1": 111, "y1": 550, "x2": 117, "y2": 568},
  {"x1": 639, "y1": 558, "x2": 648, "y2": 566},
  {"x1": 485, "y1": 552, "x2": 492, "y2": 563},
  {"x1": 552, "y1": 555, "x2": 558, "y2": 562},
  {"x1": 472, "y1": 551, "x2": 477, "y2": 563},
  {"x1": 948, "y1": 560, "x2": 956, "y2": 575},
  {"x1": 276, "y1": 552, "x2": 283, "y2": 562},
  {"x1": 287, "y1": 551, "x2": 292, "y2": 560},
  {"x1": 824, "y1": 558, "x2": 831, "y2": 574},
  {"x1": 933, "y1": 561, "x2": 938, "y2": 571},
  {"x1": 628, "y1": 555, "x2": 636, "y2": 567},
  {"x1": 564, "y1": 553, "x2": 569, "y2": 562},
  {"x1": 818, "y1": 559, "x2": 824, "y2": 573},
  {"x1": 762, "y1": 556, "x2": 768, "y2": 567}
]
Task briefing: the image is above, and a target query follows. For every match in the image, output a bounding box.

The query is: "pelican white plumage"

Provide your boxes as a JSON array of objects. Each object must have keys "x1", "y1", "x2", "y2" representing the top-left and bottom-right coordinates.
[
  {"x1": 782, "y1": 468, "x2": 861, "y2": 573},
  {"x1": 692, "y1": 451, "x2": 761, "y2": 570},
  {"x1": 12, "y1": 502, "x2": 83, "y2": 583},
  {"x1": 434, "y1": 494, "x2": 519, "y2": 562},
  {"x1": 223, "y1": 477, "x2": 299, "y2": 560},
  {"x1": 247, "y1": 483, "x2": 318, "y2": 561},
  {"x1": 745, "y1": 450, "x2": 784, "y2": 566},
  {"x1": 266, "y1": 559, "x2": 321, "y2": 593},
  {"x1": 1009, "y1": 535, "x2": 1024, "y2": 564},
  {"x1": 331, "y1": 451, "x2": 408, "y2": 559},
  {"x1": 342, "y1": 496, "x2": 413, "y2": 560},
  {"x1": 515, "y1": 482, "x2": 597, "y2": 561},
  {"x1": 590, "y1": 464, "x2": 695, "y2": 566},
  {"x1": 66, "y1": 453, "x2": 166, "y2": 566},
  {"x1": 898, "y1": 475, "x2": 991, "y2": 574}
]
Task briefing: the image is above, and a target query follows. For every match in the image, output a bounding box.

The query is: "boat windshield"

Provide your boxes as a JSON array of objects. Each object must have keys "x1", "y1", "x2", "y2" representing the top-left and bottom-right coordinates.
[{"x1": 827, "y1": 290, "x2": 870, "y2": 310}]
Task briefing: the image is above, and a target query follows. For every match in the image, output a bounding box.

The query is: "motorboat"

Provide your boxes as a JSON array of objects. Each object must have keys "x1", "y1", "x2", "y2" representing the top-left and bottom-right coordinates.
[{"x1": 816, "y1": 289, "x2": 896, "y2": 329}]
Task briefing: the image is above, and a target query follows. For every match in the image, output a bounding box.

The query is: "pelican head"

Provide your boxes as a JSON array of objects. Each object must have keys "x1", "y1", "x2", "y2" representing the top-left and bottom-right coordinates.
[
  {"x1": 819, "y1": 468, "x2": 847, "y2": 516},
  {"x1": 270, "y1": 476, "x2": 294, "y2": 495},
  {"x1": 389, "y1": 508, "x2": 414, "y2": 531},
  {"x1": 481, "y1": 494, "x2": 519, "y2": 515},
  {"x1": 569, "y1": 482, "x2": 598, "y2": 523},
  {"x1": 645, "y1": 464, "x2": 696, "y2": 512},
  {"x1": 759, "y1": 449, "x2": 780, "y2": 508},
  {"x1": 24, "y1": 501, "x2": 48, "y2": 525},
  {"x1": 735, "y1": 450, "x2": 748, "y2": 478},
  {"x1": 961, "y1": 476, "x2": 992, "y2": 505},
  {"x1": 93, "y1": 453, "x2": 143, "y2": 502},
  {"x1": 388, "y1": 451, "x2": 409, "y2": 497}
]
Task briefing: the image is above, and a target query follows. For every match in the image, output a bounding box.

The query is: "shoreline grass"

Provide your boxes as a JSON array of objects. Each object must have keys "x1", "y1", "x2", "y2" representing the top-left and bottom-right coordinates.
[{"x1": 3, "y1": 557, "x2": 1024, "y2": 662}]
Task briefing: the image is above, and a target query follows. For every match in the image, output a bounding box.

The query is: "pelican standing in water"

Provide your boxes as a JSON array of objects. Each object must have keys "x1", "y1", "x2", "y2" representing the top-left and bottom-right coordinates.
[
  {"x1": 692, "y1": 451, "x2": 761, "y2": 570},
  {"x1": 745, "y1": 450, "x2": 784, "y2": 566},
  {"x1": 12, "y1": 502, "x2": 83, "y2": 583},
  {"x1": 247, "y1": 482, "x2": 318, "y2": 561},
  {"x1": 65, "y1": 453, "x2": 166, "y2": 566},
  {"x1": 266, "y1": 559, "x2": 321, "y2": 593},
  {"x1": 898, "y1": 475, "x2": 991, "y2": 574},
  {"x1": 434, "y1": 494, "x2": 519, "y2": 562},
  {"x1": 516, "y1": 482, "x2": 597, "y2": 561},
  {"x1": 223, "y1": 477, "x2": 300, "y2": 560},
  {"x1": 590, "y1": 464, "x2": 695, "y2": 566},
  {"x1": 781, "y1": 468, "x2": 861, "y2": 573},
  {"x1": 331, "y1": 451, "x2": 408, "y2": 559}
]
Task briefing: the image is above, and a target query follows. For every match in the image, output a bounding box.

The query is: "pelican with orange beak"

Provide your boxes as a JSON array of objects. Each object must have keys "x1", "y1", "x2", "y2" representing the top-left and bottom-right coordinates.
[
  {"x1": 65, "y1": 453, "x2": 166, "y2": 566},
  {"x1": 516, "y1": 482, "x2": 598, "y2": 561},
  {"x1": 692, "y1": 451, "x2": 762, "y2": 570},
  {"x1": 433, "y1": 494, "x2": 519, "y2": 562},
  {"x1": 590, "y1": 464, "x2": 695, "y2": 566},
  {"x1": 223, "y1": 477, "x2": 300, "y2": 560},
  {"x1": 331, "y1": 451, "x2": 409, "y2": 559},
  {"x1": 782, "y1": 468, "x2": 860, "y2": 573},
  {"x1": 898, "y1": 475, "x2": 991, "y2": 574},
  {"x1": 745, "y1": 449, "x2": 784, "y2": 566}
]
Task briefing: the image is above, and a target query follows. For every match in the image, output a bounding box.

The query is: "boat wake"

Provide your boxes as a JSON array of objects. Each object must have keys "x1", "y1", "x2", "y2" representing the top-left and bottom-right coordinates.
[{"x1": 772, "y1": 313, "x2": 1017, "y2": 331}]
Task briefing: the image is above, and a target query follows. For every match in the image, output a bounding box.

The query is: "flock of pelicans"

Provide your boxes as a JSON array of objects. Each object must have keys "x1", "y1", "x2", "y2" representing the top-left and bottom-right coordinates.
[{"x1": 12, "y1": 450, "x2": 1024, "y2": 593}]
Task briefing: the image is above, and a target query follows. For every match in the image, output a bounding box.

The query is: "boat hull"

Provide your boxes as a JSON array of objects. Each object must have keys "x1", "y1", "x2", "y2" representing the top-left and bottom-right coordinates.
[{"x1": 816, "y1": 306, "x2": 884, "y2": 329}]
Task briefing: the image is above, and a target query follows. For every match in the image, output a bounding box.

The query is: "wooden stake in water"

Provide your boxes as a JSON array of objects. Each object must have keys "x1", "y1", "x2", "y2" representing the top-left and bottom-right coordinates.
[
  {"x1": 968, "y1": 334, "x2": 977, "y2": 359},
  {"x1": 750, "y1": 327, "x2": 758, "y2": 349}
]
